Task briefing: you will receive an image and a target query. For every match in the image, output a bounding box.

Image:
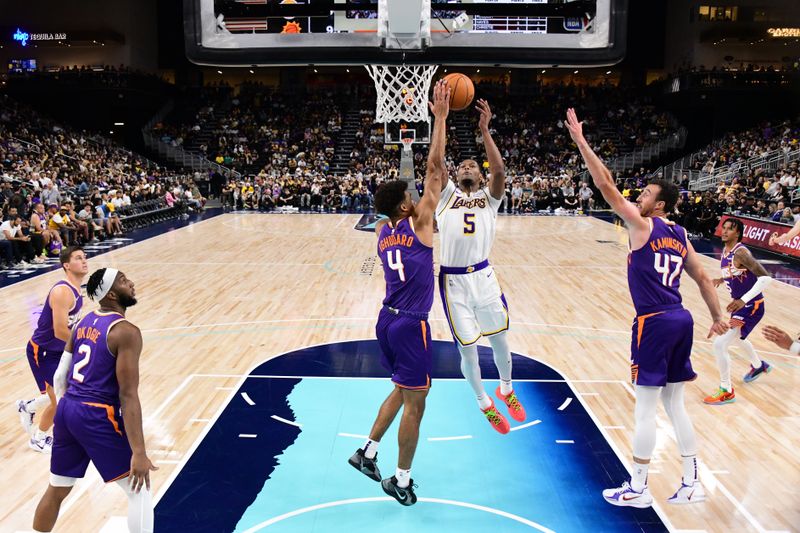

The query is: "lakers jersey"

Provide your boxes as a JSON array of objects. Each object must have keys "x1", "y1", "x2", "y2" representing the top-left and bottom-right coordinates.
[{"x1": 435, "y1": 179, "x2": 502, "y2": 267}]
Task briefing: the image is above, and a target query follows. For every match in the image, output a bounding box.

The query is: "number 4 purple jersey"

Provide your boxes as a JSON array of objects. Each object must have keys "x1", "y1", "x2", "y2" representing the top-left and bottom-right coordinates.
[
  {"x1": 378, "y1": 217, "x2": 434, "y2": 314},
  {"x1": 628, "y1": 217, "x2": 688, "y2": 315}
]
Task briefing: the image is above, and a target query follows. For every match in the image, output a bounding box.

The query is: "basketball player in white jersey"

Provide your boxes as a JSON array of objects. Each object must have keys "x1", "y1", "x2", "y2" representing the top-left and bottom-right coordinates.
[{"x1": 435, "y1": 99, "x2": 525, "y2": 434}]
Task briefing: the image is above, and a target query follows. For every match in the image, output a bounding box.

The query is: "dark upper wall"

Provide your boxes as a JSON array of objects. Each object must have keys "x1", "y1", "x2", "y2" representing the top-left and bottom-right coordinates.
[{"x1": 0, "y1": 0, "x2": 158, "y2": 69}]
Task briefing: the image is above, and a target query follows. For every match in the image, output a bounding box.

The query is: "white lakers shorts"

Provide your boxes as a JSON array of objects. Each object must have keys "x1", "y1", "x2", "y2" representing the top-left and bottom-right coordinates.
[{"x1": 438, "y1": 263, "x2": 509, "y2": 347}]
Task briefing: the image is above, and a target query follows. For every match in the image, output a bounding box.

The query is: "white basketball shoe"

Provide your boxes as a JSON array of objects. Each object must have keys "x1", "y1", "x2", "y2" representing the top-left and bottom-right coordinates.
[
  {"x1": 29, "y1": 434, "x2": 53, "y2": 454},
  {"x1": 603, "y1": 481, "x2": 653, "y2": 508},
  {"x1": 16, "y1": 399, "x2": 35, "y2": 435},
  {"x1": 667, "y1": 480, "x2": 706, "y2": 504}
]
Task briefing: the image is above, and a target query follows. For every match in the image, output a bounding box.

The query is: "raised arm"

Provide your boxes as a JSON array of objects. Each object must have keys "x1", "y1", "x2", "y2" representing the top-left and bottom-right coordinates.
[
  {"x1": 476, "y1": 99, "x2": 505, "y2": 200},
  {"x1": 564, "y1": 108, "x2": 650, "y2": 237},
  {"x1": 416, "y1": 80, "x2": 449, "y2": 222},
  {"x1": 682, "y1": 240, "x2": 729, "y2": 339},
  {"x1": 113, "y1": 322, "x2": 157, "y2": 492}
]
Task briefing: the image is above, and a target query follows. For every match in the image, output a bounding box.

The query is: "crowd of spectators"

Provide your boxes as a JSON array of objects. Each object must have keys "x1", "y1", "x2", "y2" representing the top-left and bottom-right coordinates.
[
  {"x1": 614, "y1": 161, "x2": 800, "y2": 237},
  {"x1": 684, "y1": 118, "x2": 800, "y2": 174},
  {"x1": 154, "y1": 80, "x2": 676, "y2": 180},
  {"x1": 0, "y1": 95, "x2": 203, "y2": 269},
  {"x1": 4, "y1": 70, "x2": 799, "y2": 263}
]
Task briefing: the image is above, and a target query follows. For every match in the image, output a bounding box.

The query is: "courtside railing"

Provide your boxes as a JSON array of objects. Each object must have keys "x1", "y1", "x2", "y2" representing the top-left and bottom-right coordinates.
[
  {"x1": 142, "y1": 100, "x2": 241, "y2": 179},
  {"x1": 689, "y1": 147, "x2": 800, "y2": 191}
]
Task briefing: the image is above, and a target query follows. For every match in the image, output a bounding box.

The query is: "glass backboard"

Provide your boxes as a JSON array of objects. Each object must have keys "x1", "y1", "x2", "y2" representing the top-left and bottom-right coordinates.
[{"x1": 185, "y1": 0, "x2": 627, "y2": 67}]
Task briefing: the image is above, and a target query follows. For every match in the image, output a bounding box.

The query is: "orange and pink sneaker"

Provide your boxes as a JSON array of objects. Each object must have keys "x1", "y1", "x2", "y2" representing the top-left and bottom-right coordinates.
[
  {"x1": 495, "y1": 386, "x2": 526, "y2": 423},
  {"x1": 703, "y1": 387, "x2": 735, "y2": 405},
  {"x1": 481, "y1": 399, "x2": 510, "y2": 434}
]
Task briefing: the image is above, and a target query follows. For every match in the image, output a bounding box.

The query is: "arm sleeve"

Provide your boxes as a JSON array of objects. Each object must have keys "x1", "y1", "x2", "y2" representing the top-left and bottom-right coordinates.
[
  {"x1": 54, "y1": 351, "x2": 73, "y2": 401},
  {"x1": 739, "y1": 276, "x2": 772, "y2": 303}
]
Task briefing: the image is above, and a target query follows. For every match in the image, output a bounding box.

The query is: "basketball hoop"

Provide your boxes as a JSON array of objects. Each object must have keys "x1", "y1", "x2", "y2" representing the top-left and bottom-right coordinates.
[
  {"x1": 365, "y1": 64, "x2": 439, "y2": 124},
  {"x1": 401, "y1": 136, "x2": 414, "y2": 153}
]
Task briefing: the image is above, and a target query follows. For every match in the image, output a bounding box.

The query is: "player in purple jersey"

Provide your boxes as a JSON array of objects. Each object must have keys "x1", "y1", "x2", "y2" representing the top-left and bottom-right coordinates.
[
  {"x1": 348, "y1": 80, "x2": 448, "y2": 506},
  {"x1": 566, "y1": 108, "x2": 728, "y2": 509},
  {"x1": 705, "y1": 218, "x2": 773, "y2": 405},
  {"x1": 33, "y1": 268, "x2": 156, "y2": 533},
  {"x1": 17, "y1": 246, "x2": 88, "y2": 454}
]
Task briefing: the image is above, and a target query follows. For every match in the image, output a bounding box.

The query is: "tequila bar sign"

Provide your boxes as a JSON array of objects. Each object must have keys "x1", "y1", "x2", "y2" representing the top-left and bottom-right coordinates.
[{"x1": 13, "y1": 28, "x2": 67, "y2": 47}]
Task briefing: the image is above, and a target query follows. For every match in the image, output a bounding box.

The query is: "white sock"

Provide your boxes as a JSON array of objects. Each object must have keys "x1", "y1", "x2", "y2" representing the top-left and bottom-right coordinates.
[
  {"x1": 457, "y1": 344, "x2": 490, "y2": 409},
  {"x1": 116, "y1": 479, "x2": 154, "y2": 533},
  {"x1": 395, "y1": 468, "x2": 411, "y2": 488},
  {"x1": 739, "y1": 338, "x2": 762, "y2": 369},
  {"x1": 682, "y1": 455, "x2": 697, "y2": 485},
  {"x1": 713, "y1": 328, "x2": 737, "y2": 391},
  {"x1": 631, "y1": 462, "x2": 649, "y2": 492},
  {"x1": 488, "y1": 332, "x2": 513, "y2": 394},
  {"x1": 363, "y1": 439, "x2": 379, "y2": 459},
  {"x1": 476, "y1": 392, "x2": 491, "y2": 410}
]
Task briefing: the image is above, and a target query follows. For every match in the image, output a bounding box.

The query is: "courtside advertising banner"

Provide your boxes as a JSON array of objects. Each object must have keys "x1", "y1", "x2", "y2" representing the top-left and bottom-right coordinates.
[{"x1": 715, "y1": 215, "x2": 800, "y2": 259}]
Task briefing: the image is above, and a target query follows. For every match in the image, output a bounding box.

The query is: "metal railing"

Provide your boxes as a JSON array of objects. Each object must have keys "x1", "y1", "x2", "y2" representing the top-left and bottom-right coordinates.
[
  {"x1": 8, "y1": 136, "x2": 42, "y2": 154},
  {"x1": 578, "y1": 127, "x2": 687, "y2": 181},
  {"x1": 141, "y1": 100, "x2": 241, "y2": 179},
  {"x1": 689, "y1": 147, "x2": 800, "y2": 191}
]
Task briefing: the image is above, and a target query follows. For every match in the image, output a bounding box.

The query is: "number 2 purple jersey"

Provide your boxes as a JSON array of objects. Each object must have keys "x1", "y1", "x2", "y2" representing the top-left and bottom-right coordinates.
[
  {"x1": 627, "y1": 217, "x2": 688, "y2": 315},
  {"x1": 65, "y1": 311, "x2": 128, "y2": 405},
  {"x1": 378, "y1": 217, "x2": 434, "y2": 314}
]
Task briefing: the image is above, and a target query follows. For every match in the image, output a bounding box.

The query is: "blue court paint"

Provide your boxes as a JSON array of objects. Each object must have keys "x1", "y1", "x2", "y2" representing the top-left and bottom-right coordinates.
[{"x1": 155, "y1": 340, "x2": 668, "y2": 532}]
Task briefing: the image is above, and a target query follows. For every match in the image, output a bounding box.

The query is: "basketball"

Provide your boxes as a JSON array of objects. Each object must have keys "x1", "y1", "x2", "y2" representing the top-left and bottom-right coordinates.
[{"x1": 441, "y1": 73, "x2": 474, "y2": 111}]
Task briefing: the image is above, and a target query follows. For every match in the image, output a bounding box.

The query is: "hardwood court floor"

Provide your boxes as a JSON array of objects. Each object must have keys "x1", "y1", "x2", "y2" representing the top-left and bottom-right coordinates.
[{"x1": 0, "y1": 214, "x2": 797, "y2": 532}]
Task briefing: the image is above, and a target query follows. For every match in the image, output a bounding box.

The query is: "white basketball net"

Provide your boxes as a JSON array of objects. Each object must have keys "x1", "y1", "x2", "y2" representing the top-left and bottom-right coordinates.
[{"x1": 365, "y1": 64, "x2": 439, "y2": 123}]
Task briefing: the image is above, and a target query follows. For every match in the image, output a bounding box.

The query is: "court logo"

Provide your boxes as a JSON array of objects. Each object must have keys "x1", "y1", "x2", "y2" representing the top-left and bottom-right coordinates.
[{"x1": 355, "y1": 214, "x2": 387, "y2": 233}]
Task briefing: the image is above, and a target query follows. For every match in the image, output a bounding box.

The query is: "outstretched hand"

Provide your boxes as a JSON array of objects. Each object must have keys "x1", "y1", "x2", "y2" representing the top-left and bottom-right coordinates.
[
  {"x1": 428, "y1": 80, "x2": 451, "y2": 120},
  {"x1": 762, "y1": 324, "x2": 794, "y2": 350},
  {"x1": 476, "y1": 99, "x2": 492, "y2": 130},
  {"x1": 565, "y1": 108, "x2": 585, "y2": 144}
]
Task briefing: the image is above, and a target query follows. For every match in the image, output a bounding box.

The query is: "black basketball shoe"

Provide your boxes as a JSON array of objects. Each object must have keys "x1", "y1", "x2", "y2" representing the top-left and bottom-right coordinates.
[
  {"x1": 348, "y1": 448, "x2": 381, "y2": 482},
  {"x1": 381, "y1": 476, "x2": 418, "y2": 506}
]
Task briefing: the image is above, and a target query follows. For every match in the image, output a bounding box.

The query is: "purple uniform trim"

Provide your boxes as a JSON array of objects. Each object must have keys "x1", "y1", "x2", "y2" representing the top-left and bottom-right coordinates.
[
  {"x1": 51, "y1": 311, "x2": 133, "y2": 482},
  {"x1": 50, "y1": 397, "x2": 132, "y2": 483},
  {"x1": 376, "y1": 217, "x2": 434, "y2": 388},
  {"x1": 27, "y1": 280, "x2": 83, "y2": 392},
  {"x1": 721, "y1": 243, "x2": 765, "y2": 340},
  {"x1": 630, "y1": 308, "x2": 696, "y2": 387},
  {"x1": 628, "y1": 218, "x2": 695, "y2": 387}
]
